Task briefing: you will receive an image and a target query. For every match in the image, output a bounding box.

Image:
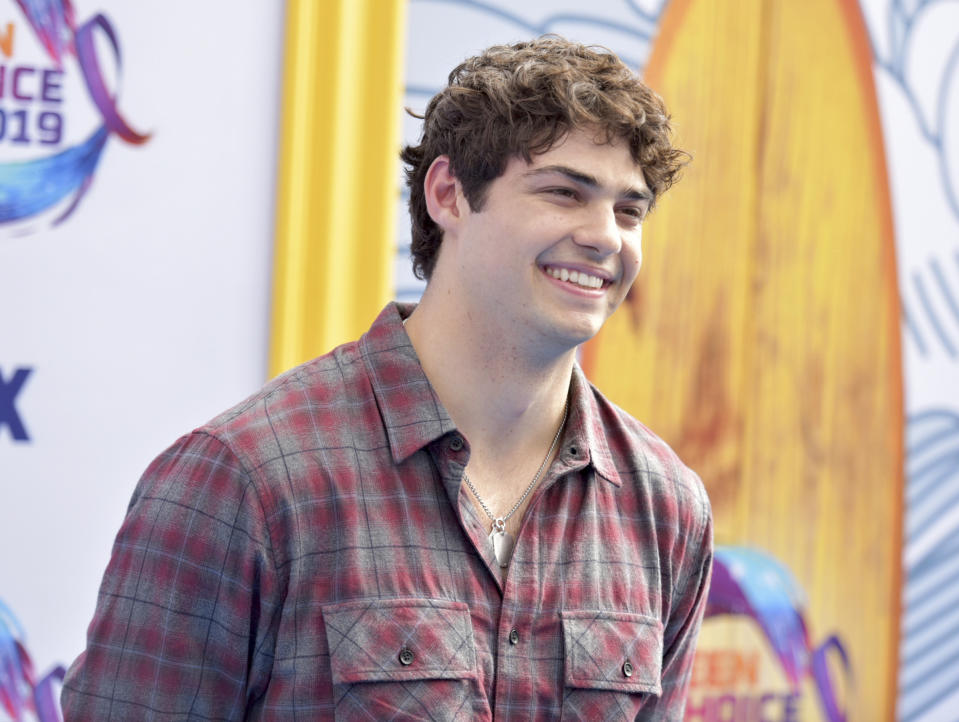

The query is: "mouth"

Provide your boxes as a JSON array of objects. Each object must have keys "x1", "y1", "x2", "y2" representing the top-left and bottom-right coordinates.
[{"x1": 541, "y1": 264, "x2": 611, "y2": 290}]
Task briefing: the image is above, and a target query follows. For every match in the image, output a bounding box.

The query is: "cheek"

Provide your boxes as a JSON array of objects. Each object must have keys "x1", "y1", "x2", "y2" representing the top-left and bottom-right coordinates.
[{"x1": 624, "y1": 233, "x2": 643, "y2": 282}]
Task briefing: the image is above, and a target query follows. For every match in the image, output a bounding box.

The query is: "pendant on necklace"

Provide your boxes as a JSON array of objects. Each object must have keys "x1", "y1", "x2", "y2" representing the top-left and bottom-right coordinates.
[{"x1": 490, "y1": 528, "x2": 515, "y2": 568}]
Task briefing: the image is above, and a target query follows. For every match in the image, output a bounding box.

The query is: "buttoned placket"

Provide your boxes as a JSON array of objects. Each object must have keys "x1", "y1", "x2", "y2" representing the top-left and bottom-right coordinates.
[
  {"x1": 439, "y1": 432, "x2": 500, "y2": 580},
  {"x1": 427, "y1": 410, "x2": 597, "y2": 718},
  {"x1": 492, "y1": 441, "x2": 593, "y2": 719}
]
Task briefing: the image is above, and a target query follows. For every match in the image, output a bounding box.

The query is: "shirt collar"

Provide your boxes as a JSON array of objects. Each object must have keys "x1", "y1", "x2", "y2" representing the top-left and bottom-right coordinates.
[
  {"x1": 565, "y1": 364, "x2": 623, "y2": 487},
  {"x1": 360, "y1": 302, "x2": 622, "y2": 487},
  {"x1": 359, "y1": 302, "x2": 457, "y2": 464}
]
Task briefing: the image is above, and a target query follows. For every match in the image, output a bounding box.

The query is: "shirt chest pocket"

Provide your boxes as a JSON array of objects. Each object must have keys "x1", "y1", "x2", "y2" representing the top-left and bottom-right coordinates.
[
  {"x1": 323, "y1": 598, "x2": 486, "y2": 721},
  {"x1": 560, "y1": 610, "x2": 664, "y2": 720}
]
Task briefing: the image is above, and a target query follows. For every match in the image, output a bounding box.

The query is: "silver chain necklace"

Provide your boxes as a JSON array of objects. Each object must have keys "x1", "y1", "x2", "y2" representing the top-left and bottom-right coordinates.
[{"x1": 462, "y1": 400, "x2": 569, "y2": 568}]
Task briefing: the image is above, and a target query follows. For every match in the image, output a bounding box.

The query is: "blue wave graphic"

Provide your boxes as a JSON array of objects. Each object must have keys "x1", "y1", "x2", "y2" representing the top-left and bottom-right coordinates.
[
  {"x1": 0, "y1": 126, "x2": 109, "y2": 223},
  {"x1": 902, "y1": 254, "x2": 959, "y2": 361},
  {"x1": 900, "y1": 409, "x2": 959, "y2": 722},
  {"x1": 912, "y1": 266, "x2": 958, "y2": 359}
]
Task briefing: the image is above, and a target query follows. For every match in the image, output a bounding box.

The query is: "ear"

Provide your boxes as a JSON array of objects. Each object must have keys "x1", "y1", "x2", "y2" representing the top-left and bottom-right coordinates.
[{"x1": 424, "y1": 155, "x2": 467, "y2": 233}]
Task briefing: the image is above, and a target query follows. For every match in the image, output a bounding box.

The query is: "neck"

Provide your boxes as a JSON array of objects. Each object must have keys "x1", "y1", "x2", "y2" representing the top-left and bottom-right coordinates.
[{"x1": 404, "y1": 287, "x2": 574, "y2": 458}]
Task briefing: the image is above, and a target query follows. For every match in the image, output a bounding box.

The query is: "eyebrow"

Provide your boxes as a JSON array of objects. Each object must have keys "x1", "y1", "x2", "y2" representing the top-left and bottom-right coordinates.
[{"x1": 525, "y1": 164, "x2": 653, "y2": 202}]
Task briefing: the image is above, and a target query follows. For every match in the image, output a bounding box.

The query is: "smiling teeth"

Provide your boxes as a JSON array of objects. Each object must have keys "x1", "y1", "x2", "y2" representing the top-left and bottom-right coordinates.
[{"x1": 546, "y1": 267, "x2": 604, "y2": 289}]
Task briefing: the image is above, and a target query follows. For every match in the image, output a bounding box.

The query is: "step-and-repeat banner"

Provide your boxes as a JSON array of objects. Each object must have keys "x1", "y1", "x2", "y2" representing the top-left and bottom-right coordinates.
[
  {"x1": 0, "y1": 2, "x2": 283, "y2": 719},
  {"x1": 2, "y1": 0, "x2": 957, "y2": 720}
]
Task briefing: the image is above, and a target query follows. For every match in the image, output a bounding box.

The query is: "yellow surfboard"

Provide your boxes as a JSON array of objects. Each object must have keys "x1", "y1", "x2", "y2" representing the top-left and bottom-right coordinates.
[{"x1": 583, "y1": 1, "x2": 903, "y2": 719}]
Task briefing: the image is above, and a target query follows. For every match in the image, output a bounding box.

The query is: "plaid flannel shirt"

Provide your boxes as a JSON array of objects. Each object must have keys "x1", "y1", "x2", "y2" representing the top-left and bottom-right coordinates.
[{"x1": 62, "y1": 302, "x2": 712, "y2": 721}]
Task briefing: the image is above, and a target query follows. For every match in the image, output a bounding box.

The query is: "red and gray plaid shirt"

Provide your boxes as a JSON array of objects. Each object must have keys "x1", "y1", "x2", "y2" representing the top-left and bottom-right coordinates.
[{"x1": 63, "y1": 302, "x2": 712, "y2": 721}]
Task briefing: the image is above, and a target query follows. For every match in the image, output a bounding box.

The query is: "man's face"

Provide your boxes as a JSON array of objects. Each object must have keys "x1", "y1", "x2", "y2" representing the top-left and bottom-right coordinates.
[{"x1": 440, "y1": 127, "x2": 651, "y2": 355}]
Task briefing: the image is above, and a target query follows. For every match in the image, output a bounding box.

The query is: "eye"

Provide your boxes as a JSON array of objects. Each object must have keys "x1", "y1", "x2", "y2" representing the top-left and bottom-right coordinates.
[
  {"x1": 545, "y1": 186, "x2": 579, "y2": 200},
  {"x1": 616, "y1": 205, "x2": 647, "y2": 225}
]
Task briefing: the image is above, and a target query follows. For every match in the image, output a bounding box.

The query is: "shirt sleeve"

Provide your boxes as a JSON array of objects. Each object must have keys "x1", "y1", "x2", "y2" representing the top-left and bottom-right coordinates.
[
  {"x1": 61, "y1": 430, "x2": 281, "y2": 721},
  {"x1": 637, "y1": 474, "x2": 714, "y2": 721}
]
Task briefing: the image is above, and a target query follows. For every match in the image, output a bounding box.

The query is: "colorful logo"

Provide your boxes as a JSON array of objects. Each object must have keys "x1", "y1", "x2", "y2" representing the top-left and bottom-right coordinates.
[
  {"x1": 689, "y1": 547, "x2": 852, "y2": 722},
  {"x1": 0, "y1": 598, "x2": 63, "y2": 722},
  {"x1": 0, "y1": 0, "x2": 148, "y2": 232}
]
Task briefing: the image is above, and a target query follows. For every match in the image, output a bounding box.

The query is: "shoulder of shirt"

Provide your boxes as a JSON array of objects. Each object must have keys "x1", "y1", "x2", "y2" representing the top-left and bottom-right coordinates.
[
  {"x1": 158, "y1": 337, "x2": 370, "y2": 482},
  {"x1": 583, "y1": 374, "x2": 711, "y2": 528},
  {"x1": 215, "y1": 337, "x2": 365, "y2": 429}
]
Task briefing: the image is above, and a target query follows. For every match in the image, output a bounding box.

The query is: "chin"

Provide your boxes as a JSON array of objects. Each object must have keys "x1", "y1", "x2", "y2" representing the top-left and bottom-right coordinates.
[{"x1": 550, "y1": 317, "x2": 604, "y2": 349}]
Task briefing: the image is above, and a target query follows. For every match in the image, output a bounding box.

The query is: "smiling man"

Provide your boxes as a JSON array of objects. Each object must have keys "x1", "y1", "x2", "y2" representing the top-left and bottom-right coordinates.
[{"x1": 63, "y1": 37, "x2": 712, "y2": 721}]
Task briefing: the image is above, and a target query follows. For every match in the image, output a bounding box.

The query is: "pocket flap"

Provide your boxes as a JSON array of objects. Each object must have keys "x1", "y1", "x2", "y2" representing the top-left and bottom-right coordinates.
[
  {"x1": 323, "y1": 598, "x2": 478, "y2": 685},
  {"x1": 561, "y1": 610, "x2": 663, "y2": 696}
]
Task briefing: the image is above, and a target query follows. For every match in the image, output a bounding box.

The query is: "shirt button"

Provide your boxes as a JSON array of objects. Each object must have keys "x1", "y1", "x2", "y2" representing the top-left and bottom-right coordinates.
[
  {"x1": 622, "y1": 660, "x2": 634, "y2": 677},
  {"x1": 508, "y1": 628, "x2": 519, "y2": 645},
  {"x1": 399, "y1": 647, "x2": 414, "y2": 666},
  {"x1": 450, "y1": 435, "x2": 464, "y2": 451}
]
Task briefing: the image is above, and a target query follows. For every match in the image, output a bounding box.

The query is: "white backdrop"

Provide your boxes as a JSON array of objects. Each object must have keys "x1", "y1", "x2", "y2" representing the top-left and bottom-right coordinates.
[
  {"x1": 0, "y1": 0, "x2": 284, "y2": 691},
  {"x1": 2, "y1": 0, "x2": 957, "y2": 719}
]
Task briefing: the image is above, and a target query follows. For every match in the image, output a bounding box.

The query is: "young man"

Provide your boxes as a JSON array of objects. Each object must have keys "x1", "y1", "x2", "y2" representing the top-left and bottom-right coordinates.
[{"x1": 62, "y1": 37, "x2": 711, "y2": 720}]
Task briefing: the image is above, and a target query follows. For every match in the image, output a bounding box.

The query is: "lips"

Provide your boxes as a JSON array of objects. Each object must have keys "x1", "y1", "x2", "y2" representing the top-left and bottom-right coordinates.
[{"x1": 542, "y1": 265, "x2": 609, "y2": 290}]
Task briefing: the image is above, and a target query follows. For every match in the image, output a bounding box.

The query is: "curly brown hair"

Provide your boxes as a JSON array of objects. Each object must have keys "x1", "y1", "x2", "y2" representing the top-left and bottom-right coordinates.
[{"x1": 400, "y1": 35, "x2": 688, "y2": 280}]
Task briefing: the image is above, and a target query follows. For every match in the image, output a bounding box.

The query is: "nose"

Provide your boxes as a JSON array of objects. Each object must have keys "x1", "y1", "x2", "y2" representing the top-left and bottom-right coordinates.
[{"x1": 573, "y1": 203, "x2": 622, "y2": 256}]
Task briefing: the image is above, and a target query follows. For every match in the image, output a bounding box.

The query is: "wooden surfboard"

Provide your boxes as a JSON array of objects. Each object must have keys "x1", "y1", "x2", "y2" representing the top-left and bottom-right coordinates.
[{"x1": 582, "y1": 1, "x2": 903, "y2": 719}]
